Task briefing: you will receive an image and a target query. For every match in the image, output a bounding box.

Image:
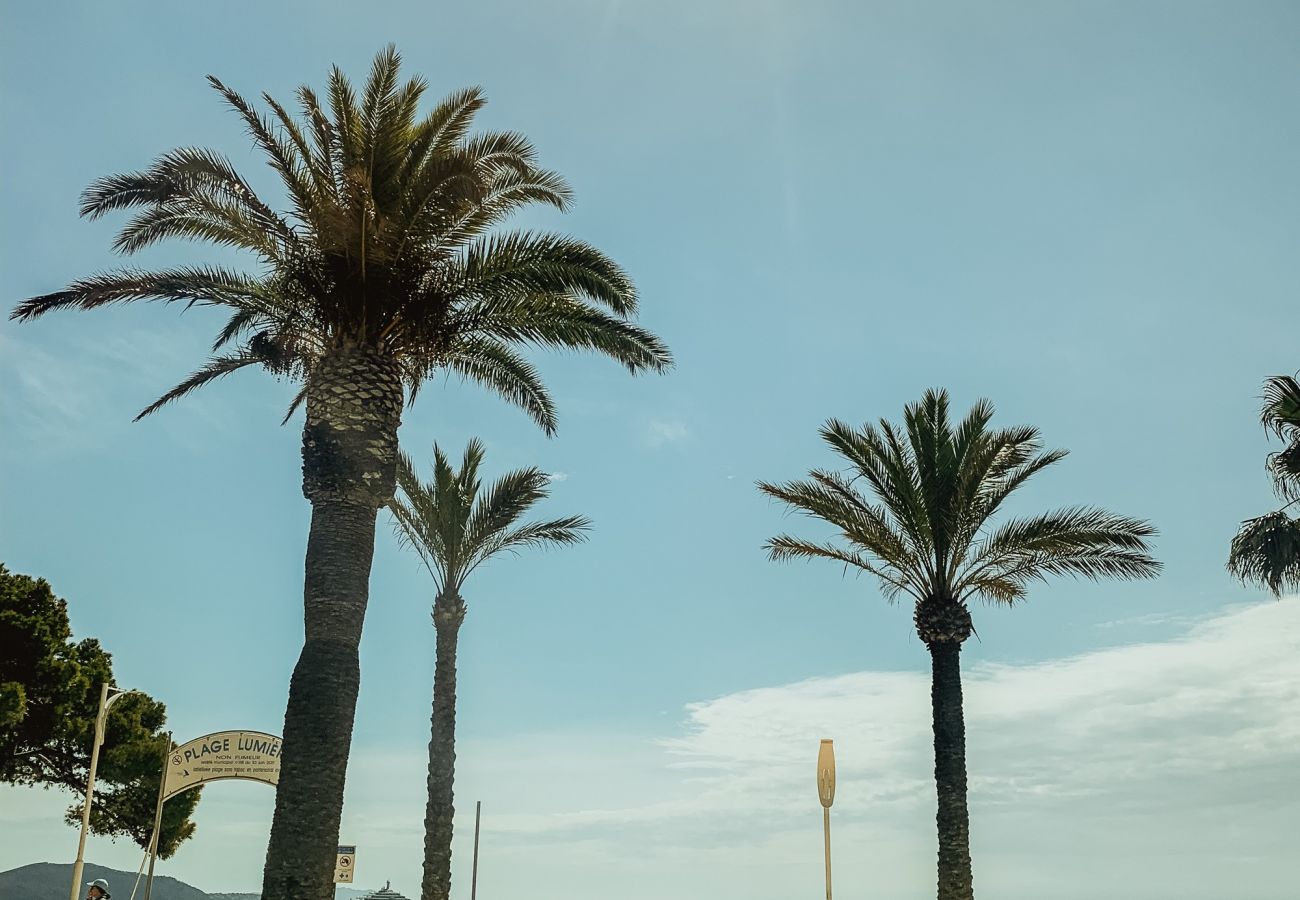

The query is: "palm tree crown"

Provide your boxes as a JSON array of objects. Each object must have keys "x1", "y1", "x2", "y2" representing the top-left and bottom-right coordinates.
[
  {"x1": 389, "y1": 439, "x2": 590, "y2": 594},
  {"x1": 11, "y1": 45, "x2": 670, "y2": 431},
  {"x1": 758, "y1": 389, "x2": 1160, "y2": 609},
  {"x1": 1228, "y1": 374, "x2": 1300, "y2": 595}
]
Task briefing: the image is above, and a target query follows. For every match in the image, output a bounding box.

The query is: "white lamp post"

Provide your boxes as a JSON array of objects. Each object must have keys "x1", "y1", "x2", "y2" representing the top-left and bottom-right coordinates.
[
  {"x1": 817, "y1": 739, "x2": 836, "y2": 900},
  {"x1": 69, "y1": 683, "x2": 137, "y2": 900}
]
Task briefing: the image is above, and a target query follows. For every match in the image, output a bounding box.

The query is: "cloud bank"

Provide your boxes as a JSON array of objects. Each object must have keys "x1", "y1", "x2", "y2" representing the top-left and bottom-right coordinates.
[{"x1": 3, "y1": 600, "x2": 1294, "y2": 900}]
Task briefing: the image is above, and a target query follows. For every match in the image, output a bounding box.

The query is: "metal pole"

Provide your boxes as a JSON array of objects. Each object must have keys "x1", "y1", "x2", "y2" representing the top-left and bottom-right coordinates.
[
  {"x1": 70, "y1": 683, "x2": 110, "y2": 900},
  {"x1": 142, "y1": 733, "x2": 171, "y2": 900},
  {"x1": 822, "y1": 806, "x2": 832, "y2": 900},
  {"x1": 470, "y1": 801, "x2": 482, "y2": 900},
  {"x1": 127, "y1": 847, "x2": 149, "y2": 900}
]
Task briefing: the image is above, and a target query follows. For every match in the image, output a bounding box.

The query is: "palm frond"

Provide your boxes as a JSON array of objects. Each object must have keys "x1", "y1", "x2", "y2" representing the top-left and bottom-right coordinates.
[
  {"x1": 1260, "y1": 374, "x2": 1300, "y2": 439},
  {"x1": 134, "y1": 353, "x2": 264, "y2": 420},
  {"x1": 455, "y1": 231, "x2": 639, "y2": 315},
  {"x1": 436, "y1": 338, "x2": 557, "y2": 434},
  {"x1": 207, "y1": 76, "x2": 324, "y2": 227},
  {"x1": 1267, "y1": 443, "x2": 1300, "y2": 500},
  {"x1": 762, "y1": 535, "x2": 913, "y2": 601},
  {"x1": 469, "y1": 515, "x2": 591, "y2": 573},
  {"x1": 756, "y1": 474, "x2": 925, "y2": 597},
  {"x1": 455, "y1": 293, "x2": 671, "y2": 374},
  {"x1": 1227, "y1": 510, "x2": 1300, "y2": 596},
  {"x1": 958, "y1": 506, "x2": 1160, "y2": 601},
  {"x1": 11, "y1": 266, "x2": 282, "y2": 321}
]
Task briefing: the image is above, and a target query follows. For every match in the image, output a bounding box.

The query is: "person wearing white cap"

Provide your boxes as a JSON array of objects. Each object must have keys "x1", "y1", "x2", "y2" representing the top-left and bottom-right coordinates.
[{"x1": 85, "y1": 878, "x2": 111, "y2": 900}]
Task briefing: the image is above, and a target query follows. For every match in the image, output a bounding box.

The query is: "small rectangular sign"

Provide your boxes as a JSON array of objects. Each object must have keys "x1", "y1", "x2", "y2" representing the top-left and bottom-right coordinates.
[{"x1": 334, "y1": 845, "x2": 356, "y2": 884}]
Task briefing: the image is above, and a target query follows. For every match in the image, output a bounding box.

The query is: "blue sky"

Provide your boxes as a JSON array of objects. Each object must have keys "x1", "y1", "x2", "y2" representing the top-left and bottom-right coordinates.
[{"x1": 2, "y1": 2, "x2": 1297, "y2": 898}]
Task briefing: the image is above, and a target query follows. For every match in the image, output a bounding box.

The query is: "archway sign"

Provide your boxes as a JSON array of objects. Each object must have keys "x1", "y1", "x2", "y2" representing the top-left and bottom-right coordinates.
[
  {"x1": 164, "y1": 730, "x2": 282, "y2": 799},
  {"x1": 141, "y1": 731, "x2": 282, "y2": 900}
]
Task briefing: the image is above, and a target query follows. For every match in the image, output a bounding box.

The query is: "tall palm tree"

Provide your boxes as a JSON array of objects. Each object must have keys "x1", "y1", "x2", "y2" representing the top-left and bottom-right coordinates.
[
  {"x1": 1228, "y1": 374, "x2": 1300, "y2": 595},
  {"x1": 757, "y1": 389, "x2": 1159, "y2": 900},
  {"x1": 11, "y1": 47, "x2": 669, "y2": 900},
  {"x1": 389, "y1": 440, "x2": 589, "y2": 900}
]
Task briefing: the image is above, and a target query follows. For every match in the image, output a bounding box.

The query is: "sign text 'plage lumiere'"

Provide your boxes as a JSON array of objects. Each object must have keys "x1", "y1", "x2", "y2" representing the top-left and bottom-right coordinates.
[{"x1": 163, "y1": 731, "x2": 282, "y2": 800}]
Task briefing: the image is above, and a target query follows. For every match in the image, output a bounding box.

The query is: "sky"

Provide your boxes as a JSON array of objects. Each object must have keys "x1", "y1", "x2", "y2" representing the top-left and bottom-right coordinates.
[{"x1": 1, "y1": 1, "x2": 1298, "y2": 898}]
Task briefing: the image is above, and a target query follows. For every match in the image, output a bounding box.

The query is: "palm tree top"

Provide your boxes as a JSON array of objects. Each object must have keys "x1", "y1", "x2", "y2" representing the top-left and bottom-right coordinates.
[
  {"x1": 1227, "y1": 373, "x2": 1300, "y2": 596},
  {"x1": 11, "y1": 46, "x2": 671, "y2": 433},
  {"x1": 1259, "y1": 373, "x2": 1300, "y2": 499},
  {"x1": 389, "y1": 438, "x2": 589, "y2": 595},
  {"x1": 758, "y1": 388, "x2": 1161, "y2": 606}
]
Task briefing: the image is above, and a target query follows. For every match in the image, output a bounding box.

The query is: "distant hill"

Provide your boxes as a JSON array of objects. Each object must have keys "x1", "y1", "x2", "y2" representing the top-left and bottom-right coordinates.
[{"x1": 0, "y1": 863, "x2": 372, "y2": 900}]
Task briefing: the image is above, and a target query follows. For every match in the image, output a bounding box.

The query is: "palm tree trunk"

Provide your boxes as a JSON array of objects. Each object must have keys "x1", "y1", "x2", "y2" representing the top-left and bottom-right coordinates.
[
  {"x1": 261, "y1": 347, "x2": 403, "y2": 900},
  {"x1": 929, "y1": 640, "x2": 973, "y2": 900},
  {"x1": 423, "y1": 594, "x2": 466, "y2": 900}
]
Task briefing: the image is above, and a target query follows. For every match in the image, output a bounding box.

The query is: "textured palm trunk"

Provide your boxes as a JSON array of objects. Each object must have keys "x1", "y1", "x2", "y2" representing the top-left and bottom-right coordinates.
[
  {"x1": 422, "y1": 593, "x2": 466, "y2": 900},
  {"x1": 929, "y1": 640, "x2": 974, "y2": 900},
  {"x1": 261, "y1": 347, "x2": 403, "y2": 900}
]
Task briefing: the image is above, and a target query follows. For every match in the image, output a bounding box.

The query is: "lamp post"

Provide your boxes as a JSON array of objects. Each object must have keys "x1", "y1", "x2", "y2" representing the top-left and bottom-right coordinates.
[
  {"x1": 69, "y1": 683, "x2": 137, "y2": 900},
  {"x1": 817, "y1": 739, "x2": 836, "y2": 900}
]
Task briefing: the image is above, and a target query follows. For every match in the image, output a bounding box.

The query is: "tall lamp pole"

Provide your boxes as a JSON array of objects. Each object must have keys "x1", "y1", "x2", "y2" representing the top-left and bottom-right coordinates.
[
  {"x1": 70, "y1": 684, "x2": 137, "y2": 900},
  {"x1": 817, "y1": 739, "x2": 836, "y2": 900}
]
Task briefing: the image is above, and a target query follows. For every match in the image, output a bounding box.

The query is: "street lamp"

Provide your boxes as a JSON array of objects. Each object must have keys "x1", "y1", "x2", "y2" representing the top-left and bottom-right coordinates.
[
  {"x1": 69, "y1": 683, "x2": 138, "y2": 900},
  {"x1": 817, "y1": 739, "x2": 836, "y2": 900}
]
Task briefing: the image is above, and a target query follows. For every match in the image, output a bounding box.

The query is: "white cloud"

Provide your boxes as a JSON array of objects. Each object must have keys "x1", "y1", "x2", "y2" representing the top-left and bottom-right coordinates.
[{"x1": 545, "y1": 471, "x2": 570, "y2": 482}]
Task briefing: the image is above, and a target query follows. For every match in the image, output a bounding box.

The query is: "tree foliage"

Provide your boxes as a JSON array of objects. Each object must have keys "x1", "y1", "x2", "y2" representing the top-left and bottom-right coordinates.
[
  {"x1": 0, "y1": 564, "x2": 200, "y2": 858},
  {"x1": 1228, "y1": 373, "x2": 1300, "y2": 595}
]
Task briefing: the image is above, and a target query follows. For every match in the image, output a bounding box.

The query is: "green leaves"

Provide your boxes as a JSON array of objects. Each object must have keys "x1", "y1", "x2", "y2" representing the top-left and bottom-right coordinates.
[
  {"x1": 0, "y1": 564, "x2": 200, "y2": 858},
  {"x1": 759, "y1": 390, "x2": 1161, "y2": 610},
  {"x1": 389, "y1": 441, "x2": 589, "y2": 595}
]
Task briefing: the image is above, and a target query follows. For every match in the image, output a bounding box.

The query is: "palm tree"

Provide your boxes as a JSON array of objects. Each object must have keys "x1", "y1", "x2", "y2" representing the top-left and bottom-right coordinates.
[
  {"x1": 388, "y1": 440, "x2": 589, "y2": 900},
  {"x1": 757, "y1": 389, "x2": 1159, "y2": 900},
  {"x1": 11, "y1": 47, "x2": 669, "y2": 900},
  {"x1": 1228, "y1": 374, "x2": 1300, "y2": 595}
]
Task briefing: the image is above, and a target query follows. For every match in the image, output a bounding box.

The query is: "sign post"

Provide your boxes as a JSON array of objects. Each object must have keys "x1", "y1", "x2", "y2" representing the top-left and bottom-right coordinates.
[
  {"x1": 142, "y1": 734, "x2": 171, "y2": 900},
  {"x1": 817, "y1": 739, "x2": 836, "y2": 900},
  {"x1": 334, "y1": 846, "x2": 356, "y2": 884}
]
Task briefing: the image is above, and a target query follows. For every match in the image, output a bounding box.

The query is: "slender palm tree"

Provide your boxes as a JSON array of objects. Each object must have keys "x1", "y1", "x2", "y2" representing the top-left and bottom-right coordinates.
[
  {"x1": 11, "y1": 47, "x2": 669, "y2": 900},
  {"x1": 757, "y1": 389, "x2": 1159, "y2": 900},
  {"x1": 1228, "y1": 374, "x2": 1300, "y2": 595},
  {"x1": 389, "y1": 440, "x2": 588, "y2": 900}
]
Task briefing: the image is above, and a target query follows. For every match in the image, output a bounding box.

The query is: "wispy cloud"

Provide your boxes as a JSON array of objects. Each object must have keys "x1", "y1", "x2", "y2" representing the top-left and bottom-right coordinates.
[
  {"x1": 0, "y1": 325, "x2": 254, "y2": 455},
  {"x1": 643, "y1": 418, "x2": 690, "y2": 448}
]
